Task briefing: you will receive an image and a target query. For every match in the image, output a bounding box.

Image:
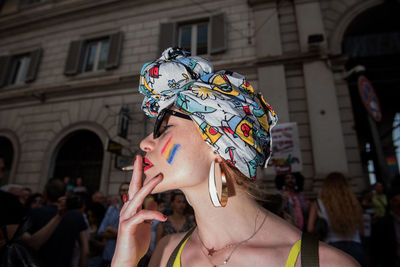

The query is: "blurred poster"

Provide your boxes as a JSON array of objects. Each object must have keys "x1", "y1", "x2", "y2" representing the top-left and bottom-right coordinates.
[{"x1": 266, "y1": 122, "x2": 303, "y2": 174}]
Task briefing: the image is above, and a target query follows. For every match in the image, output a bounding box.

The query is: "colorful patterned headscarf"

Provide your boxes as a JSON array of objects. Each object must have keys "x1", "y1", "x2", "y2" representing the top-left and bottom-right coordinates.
[{"x1": 139, "y1": 47, "x2": 277, "y2": 179}]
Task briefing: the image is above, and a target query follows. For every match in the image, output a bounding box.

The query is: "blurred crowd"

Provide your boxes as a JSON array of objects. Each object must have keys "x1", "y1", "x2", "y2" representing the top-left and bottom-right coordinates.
[
  {"x1": 266, "y1": 172, "x2": 400, "y2": 267},
  {"x1": 0, "y1": 175, "x2": 195, "y2": 267},
  {"x1": 0, "y1": 171, "x2": 399, "y2": 267}
]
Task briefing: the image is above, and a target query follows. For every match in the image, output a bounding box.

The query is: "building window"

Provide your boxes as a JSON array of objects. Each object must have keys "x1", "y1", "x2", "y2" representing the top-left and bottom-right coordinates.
[
  {"x1": 9, "y1": 54, "x2": 31, "y2": 85},
  {"x1": 158, "y1": 13, "x2": 226, "y2": 56},
  {"x1": 64, "y1": 32, "x2": 123, "y2": 76},
  {"x1": 83, "y1": 38, "x2": 110, "y2": 72},
  {"x1": 179, "y1": 22, "x2": 208, "y2": 56},
  {"x1": 0, "y1": 48, "x2": 42, "y2": 88}
]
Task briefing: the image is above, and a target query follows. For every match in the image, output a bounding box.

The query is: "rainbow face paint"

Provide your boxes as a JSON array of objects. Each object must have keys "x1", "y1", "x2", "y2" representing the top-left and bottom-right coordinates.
[{"x1": 161, "y1": 136, "x2": 181, "y2": 164}]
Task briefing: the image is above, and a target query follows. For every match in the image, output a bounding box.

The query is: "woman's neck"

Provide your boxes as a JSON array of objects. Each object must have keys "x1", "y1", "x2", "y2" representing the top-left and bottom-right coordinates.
[{"x1": 181, "y1": 181, "x2": 264, "y2": 249}]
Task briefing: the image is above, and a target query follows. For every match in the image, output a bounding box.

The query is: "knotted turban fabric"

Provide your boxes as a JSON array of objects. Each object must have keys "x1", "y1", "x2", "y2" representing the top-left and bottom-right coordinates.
[{"x1": 139, "y1": 47, "x2": 278, "y2": 179}]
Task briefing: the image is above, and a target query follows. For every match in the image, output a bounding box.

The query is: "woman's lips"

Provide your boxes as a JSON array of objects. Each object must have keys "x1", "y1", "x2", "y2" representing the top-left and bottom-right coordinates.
[{"x1": 143, "y1": 157, "x2": 154, "y2": 172}]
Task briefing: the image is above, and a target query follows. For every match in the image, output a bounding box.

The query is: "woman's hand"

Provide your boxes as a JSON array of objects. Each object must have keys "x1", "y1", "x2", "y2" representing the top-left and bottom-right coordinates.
[{"x1": 112, "y1": 155, "x2": 167, "y2": 267}]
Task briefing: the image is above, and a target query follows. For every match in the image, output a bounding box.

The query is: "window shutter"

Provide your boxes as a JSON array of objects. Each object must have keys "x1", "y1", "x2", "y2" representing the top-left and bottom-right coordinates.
[
  {"x1": 106, "y1": 31, "x2": 123, "y2": 70},
  {"x1": 210, "y1": 13, "x2": 227, "y2": 54},
  {"x1": 64, "y1": 40, "x2": 84, "y2": 76},
  {"x1": 0, "y1": 56, "x2": 11, "y2": 87},
  {"x1": 158, "y1": 22, "x2": 177, "y2": 56},
  {"x1": 25, "y1": 48, "x2": 42, "y2": 83}
]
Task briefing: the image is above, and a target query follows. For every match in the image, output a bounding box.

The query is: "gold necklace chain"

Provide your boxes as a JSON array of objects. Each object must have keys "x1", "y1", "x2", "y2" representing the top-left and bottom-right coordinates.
[
  {"x1": 197, "y1": 209, "x2": 261, "y2": 256},
  {"x1": 197, "y1": 210, "x2": 267, "y2": 266}
]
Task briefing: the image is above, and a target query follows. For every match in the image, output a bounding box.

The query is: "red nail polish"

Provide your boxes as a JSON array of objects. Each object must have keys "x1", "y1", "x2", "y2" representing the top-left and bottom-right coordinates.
[
  {"x1": 122, "y1": 193, "x2": 128, "y2": 203},
  {"x1": 163, "y1": 215, "x2": 167, "y2": 219}
]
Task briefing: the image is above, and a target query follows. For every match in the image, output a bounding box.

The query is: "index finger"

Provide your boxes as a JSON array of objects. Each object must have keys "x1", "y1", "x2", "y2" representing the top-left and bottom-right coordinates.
[{"x1": 128, "y1": 155, "x2": 143, "y2": 201}]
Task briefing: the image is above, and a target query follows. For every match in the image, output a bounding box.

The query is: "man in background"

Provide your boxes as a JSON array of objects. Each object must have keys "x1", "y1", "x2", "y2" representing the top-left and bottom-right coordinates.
[{"x1": 26, "y1": 179, "x2": 89, "y2": 267}]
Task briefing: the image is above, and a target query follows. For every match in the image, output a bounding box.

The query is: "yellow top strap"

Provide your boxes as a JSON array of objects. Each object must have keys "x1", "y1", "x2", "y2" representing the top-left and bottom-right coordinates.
[
  {"x1": 171, "y1": 232, "x2": 191, "y2": 267},
  {"x1": 168, "y1": 228, "x2": 301, "y2": 267},
  {"x1": 166, "y1": 226, "x2": 196, "y2": 267},
  {"x1": 285, "y1": 240, "x2": 301, "y2": 267}
]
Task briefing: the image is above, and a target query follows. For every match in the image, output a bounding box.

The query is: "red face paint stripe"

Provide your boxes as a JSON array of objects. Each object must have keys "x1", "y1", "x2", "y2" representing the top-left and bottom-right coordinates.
[{"x1": 161, "y1": 136, "x2": 172, "y2": 154}]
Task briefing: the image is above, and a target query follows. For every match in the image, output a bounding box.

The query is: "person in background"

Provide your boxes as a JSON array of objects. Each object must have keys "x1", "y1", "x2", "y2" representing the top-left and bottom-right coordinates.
[
  {"x1": 0, "y1": 162, "x2": 24, "y2": 251},
  {"x1": 371, "y1": 182, "x2": 388, "y2": 219},
  {"x1": 74, "y1": 176, "x2": 88, "y2": 194},
  {"x1": 4, "y1": 184, "x2": 29, "y2": 206},
  {"x1": 371, "y1": 185, "x2": 400, "y2": 267},
  {"x1": 106, "y1": 195, "x2": 119, "y2": 208},
  {"x1": 23, "y1": 179, "x2": 89, "y2": 267},
  {"x1": 86, "y1": 202, "x2": 106, "y2": 267},
  {"x1": 92, "y1": 191, "x2": 107, "y2": 207},
  {"x1": 98, "y1": 182, "x2": 129, "y2": 267},
  {"x1": 19, "y1": 187, "x2": 32, "y2": 206},
  {"x1": 275, "y1": 172, "x2": 309, "y2": 230},
  {"x1": 307, "y1": 172, "x2": 365, "y2": 266},
  {"x1": 360, "y1": 190, "x2": 375, "y2": 267},
  {"x1": 63, "y1": 176, "x2": 75, "y2": 197},
  {"x1": 0, "y1": 186, "x2": 25, "y2": 249},
  {"x1": 25, "y1": 193, "x2": 45, "y2": 210},
  {"x1": 70, "y1": 192, "x2": 91, "y2": 267},
  {"x1": 155, "y1": 191, "x2": 194, "y2": 246}
]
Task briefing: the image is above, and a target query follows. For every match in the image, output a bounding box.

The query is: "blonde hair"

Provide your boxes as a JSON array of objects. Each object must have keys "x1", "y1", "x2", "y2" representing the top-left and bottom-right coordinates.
[{"x1": 320, "y1": 172, "x2": 363, "y2": 237}]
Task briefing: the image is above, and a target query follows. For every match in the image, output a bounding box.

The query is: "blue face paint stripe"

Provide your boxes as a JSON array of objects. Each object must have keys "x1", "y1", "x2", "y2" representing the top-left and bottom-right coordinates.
[{"x1": 167, "y1": 144, "x2": 181, "y2": 164}]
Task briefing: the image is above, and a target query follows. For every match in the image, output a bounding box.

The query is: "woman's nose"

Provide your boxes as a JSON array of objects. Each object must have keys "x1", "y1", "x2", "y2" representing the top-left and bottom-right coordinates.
[{"x1": 140, "y1": 132, "x2": 156, "y2": 152}]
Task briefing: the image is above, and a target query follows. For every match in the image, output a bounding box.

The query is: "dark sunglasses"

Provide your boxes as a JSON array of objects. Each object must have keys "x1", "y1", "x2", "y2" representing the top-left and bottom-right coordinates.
[{"x1": 153, "y1": 109, "x2": 191, "y2": 139}]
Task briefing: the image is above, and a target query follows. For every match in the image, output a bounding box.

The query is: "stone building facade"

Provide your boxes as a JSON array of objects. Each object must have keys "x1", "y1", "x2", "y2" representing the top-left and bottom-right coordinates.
[{"x1": 1, "y1": 0, "x2": 397, "y2": 196}]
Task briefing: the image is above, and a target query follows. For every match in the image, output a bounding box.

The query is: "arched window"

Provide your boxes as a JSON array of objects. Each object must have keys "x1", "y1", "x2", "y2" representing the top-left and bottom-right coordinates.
[{"x1": 51, "y1": 130, "x2": 103, "y2": 195}]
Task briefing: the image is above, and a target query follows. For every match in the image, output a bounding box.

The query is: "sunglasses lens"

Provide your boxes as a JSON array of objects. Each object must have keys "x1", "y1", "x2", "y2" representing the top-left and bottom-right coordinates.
[{"x1": 153, "y1": 110, "x2": 165, "y2": 138}]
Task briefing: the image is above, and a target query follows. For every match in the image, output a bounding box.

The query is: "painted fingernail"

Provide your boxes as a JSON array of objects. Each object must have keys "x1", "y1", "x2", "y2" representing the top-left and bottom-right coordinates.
[
  {"x1": 163, "y1": 215, "x2": 167, "y2": 219},
  {"x1": 122, "y1": 193, "x2": 129, "y2": 203}
]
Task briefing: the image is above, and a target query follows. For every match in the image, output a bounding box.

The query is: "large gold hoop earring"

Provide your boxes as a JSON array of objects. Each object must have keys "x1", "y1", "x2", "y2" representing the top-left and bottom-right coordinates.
[{"x1": 209, "y1": 160, "x2": 228, "y2": 207}]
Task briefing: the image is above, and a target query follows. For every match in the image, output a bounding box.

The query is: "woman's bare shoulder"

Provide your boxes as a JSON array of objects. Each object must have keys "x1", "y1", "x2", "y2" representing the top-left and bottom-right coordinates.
[
  {"x1": 148, "y1": 232, "x2": 187, "y2": 267},
  {"x1": 318, "y1": 242, "x2": 361, "y2": 267}
]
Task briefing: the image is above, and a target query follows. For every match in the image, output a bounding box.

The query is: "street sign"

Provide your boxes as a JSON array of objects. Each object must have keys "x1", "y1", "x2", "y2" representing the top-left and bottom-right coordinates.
[
  {"x1": 107, "y1": 139, "x2": 123, "y2": 154},
  {"x1": 358, "y1": 75, "x2": 382, "y2": 122}
]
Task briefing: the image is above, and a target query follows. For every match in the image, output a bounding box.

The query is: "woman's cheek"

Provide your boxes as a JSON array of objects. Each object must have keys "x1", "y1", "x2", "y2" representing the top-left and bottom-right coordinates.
[{"x1": 160, "y1": 136, "x2": 182, "y2": 165}]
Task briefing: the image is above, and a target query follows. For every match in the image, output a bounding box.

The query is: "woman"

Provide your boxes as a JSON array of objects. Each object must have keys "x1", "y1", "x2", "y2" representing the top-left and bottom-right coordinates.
[
  {"x1": 307, "y1": 172, "x2": 365, "y2": 266},
  {"x1": 155, "y1": 191, "x2": 194, "y2": 246},
  {"x1": 112, "y1": 48, "x2": 359, "y2": 267},
  {"x1": 86, "y1": 203, "x2": 106, "y2": 267},
  {"x1": 74, "y1": 176, "x2": 88, "y2": 193},
  {"x1": 275, "y1": 172, "x2": 309, "y2": 230}
]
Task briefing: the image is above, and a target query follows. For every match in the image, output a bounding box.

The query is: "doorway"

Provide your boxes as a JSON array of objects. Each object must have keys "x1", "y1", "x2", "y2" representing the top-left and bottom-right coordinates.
[
  {"x1": 343, "y1": 1, "x2": 400, "y2": 188},
  {"x1": 52, "y1": 130, "x2": 104, "y2": 195}
]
